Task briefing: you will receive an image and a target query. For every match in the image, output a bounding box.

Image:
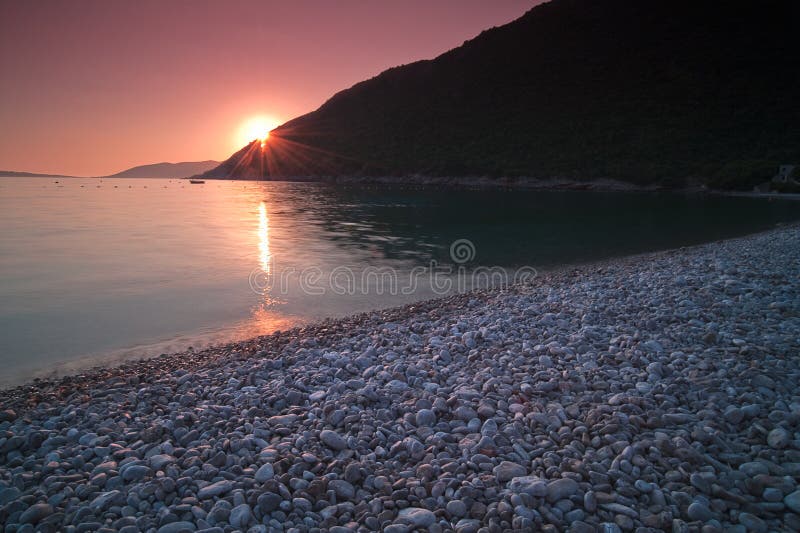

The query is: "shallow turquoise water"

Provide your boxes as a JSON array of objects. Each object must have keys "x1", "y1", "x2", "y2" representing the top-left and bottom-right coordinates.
[{"x1": 0, "y1": 177, "x2": 797, "y2": 386}]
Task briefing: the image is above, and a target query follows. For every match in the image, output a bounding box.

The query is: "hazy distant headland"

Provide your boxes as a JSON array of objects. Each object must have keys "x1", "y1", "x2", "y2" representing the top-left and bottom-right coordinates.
[
  {"x1": 0, "y1": 170, "x2": 76, "y2": 178},
  {"x1": 1, "y1": 161, "x2": 219, "y2": 180},
  {"x1": 97, "y1": 160, "x2": 220, "y2": 179},
  {"x1": 197, "y1": 0, "x2": 800, "y2": 191}
]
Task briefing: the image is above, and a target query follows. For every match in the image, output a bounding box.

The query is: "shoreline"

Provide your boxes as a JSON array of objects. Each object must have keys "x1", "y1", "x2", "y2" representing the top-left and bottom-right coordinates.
[
  {"x1": 721, "y1": 190, "x2": 800, "y2": 201},
  {"x1": 0, "y1": 221, "x2": 791, "y2": 403},
  {"x1": 9, "y1": 173, "x2": 800, "y2": 200},
  {"x1": 197, "y1": 174, "x2": 800, "y2": 199},
  {"x1": 1, "y1": 224, "x2": 799, "y2": 531},
  {"x1": 196, "y1": 175, "x2": 670, "y2": 193},
  {"x1": 1, "y1": 222, "x2": 797, "y2": 402}
]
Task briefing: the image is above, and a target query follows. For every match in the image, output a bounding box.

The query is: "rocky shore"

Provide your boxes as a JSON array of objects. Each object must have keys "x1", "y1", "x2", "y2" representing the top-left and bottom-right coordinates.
[
  {"x1": 2, "y1": 225, "x2": 799, "y2": 533},
  {"x1": 327, "y1": 176, "x2": 660, "y2": 192}
]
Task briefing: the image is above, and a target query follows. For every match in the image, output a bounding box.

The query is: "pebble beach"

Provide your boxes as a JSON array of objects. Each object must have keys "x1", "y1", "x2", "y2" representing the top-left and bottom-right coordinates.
[{"x1": 1, "y1": 224, "x2": 799, "y2": 533}]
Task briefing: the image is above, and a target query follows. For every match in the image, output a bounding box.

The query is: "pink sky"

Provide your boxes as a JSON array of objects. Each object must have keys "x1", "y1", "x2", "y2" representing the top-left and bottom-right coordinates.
[{"x1": 0, "y1": 0, "x2": 538, "y2": 176}]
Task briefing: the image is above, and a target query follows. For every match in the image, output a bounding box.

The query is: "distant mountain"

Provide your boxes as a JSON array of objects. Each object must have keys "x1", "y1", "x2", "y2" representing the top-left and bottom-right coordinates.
[
  {"x1": 1, "y1": 161, "x2": 220, "y2": 179},
  {"x1": 101, "y1": 160, "x2": 219, "y2": 179},
  {"x1": 199, "y1": 0, "x2": 800, "y2": 190},
  {"x1": 0, "y1": 170, "x2": 74, "y2": 178}
]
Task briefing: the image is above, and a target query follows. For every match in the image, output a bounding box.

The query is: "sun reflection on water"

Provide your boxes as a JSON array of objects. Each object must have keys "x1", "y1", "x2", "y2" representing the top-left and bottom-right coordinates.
[{"x1": 258, "y1": 201, "x2": 271, "y2": 275}]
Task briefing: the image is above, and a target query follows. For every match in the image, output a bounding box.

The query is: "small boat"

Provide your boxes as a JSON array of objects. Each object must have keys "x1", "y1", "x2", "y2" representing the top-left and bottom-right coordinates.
[{"x1": 189, "y1": 179, "x2": 205, "y2": 184}]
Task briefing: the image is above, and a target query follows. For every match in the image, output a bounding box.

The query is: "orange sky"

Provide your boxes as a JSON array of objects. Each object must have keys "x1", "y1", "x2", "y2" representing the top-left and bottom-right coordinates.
[{"x1": 0, "y1": 0, "x2": 537, "y2": 176}]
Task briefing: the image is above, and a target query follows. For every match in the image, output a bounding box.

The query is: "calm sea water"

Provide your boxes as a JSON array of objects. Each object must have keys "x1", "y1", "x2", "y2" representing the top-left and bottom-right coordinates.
[{"x1": 0, "y1": 177, "x2": 798, "y2": 387}]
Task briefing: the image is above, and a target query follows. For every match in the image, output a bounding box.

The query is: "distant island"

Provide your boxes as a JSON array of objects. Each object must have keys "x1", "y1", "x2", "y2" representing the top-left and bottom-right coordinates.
[
  {"x1": 97, "y1": 160, "x2": 220, "y2": 179},
  {"x1": 0, "y1": 170, "x2": 76, "y2": 178},
  {"x1": 198, "y1": 0, "x2": 800, "y2": 191},
  {"x1": 2, "y1": 161, "x2": 220, "y2": 180}
]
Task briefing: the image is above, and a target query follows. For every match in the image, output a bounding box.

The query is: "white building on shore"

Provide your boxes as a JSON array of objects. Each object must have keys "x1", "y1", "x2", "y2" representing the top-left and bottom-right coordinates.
[{"x1": 773, "y1": 164, "x2": 797, "y2": 184}]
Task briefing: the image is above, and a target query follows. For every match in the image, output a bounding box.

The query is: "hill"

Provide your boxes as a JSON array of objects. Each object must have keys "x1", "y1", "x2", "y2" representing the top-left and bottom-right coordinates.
[
  {"x1": 199, "y1": 0, "x2": 800, "y2": 189},
  {"x1": 101, "y1": 160, "x2": 219, "y2": 179}
]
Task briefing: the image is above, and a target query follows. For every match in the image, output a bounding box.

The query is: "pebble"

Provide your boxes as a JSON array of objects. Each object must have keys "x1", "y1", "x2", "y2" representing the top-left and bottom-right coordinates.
[
  {"x1": 320, "y1": 429, "x2": 347, "y2": 451},
  {"x1": 257, "y1": 492, "x2": 281, "y2": 513},
  {"x1": 687, "y1": 502, "x2": 713, "y2": 522},
  {"x1": 415, "y1": 408, "x2": 437, "y2": 427},
  {"x1": 384, "y1": 525, "x2": 410, "y2": 533},
  {"x1": 724, "y1": 406, "x2": 744, "y2": 424},
  {"x1": 494, "y1": 461, "x2": 526, "y2": 482},
  {"x1": 90, "y1": 490, "x2": 123, "y2": 512},
  {"x1": 767, "y1": 427, "x2": 791, "y2": 449},
  {"x1": 397, "y1": 507, "x2": 436, "y2": 528},
  {"x1": 738, "y1": 512, "x2": 767, "y2": 533},
  {"x1": 18, "y1": 503, "x2": 53, "y2": 524},
  {"x1": 329, "y1": 479, "x2": 356, "y2": 500},
  {"x1": 197, "y1": 480, "x2": 235, "y2": 499},
  {"x1": 509, "y1": 476, "x2": 547, "y2": 497},
  {"x1": 254, "y1": 463, "x2": 274, "y2": 482},
  {"x1": 0, "y1": 487, "x2": 21, "y2": 505},
  {"x1": 446, "y1": 499, "x2": 468, "y2": 517},
  {"x1": 785, "y1": 490, "x2": 800, "y2": 513},
  {"x1": 149, "y1": 454, "x2": 176, "y2": 470},
  {"x1": 547, "y1": 478, "x2": 580, "y2": 502},
  {"x1": 121, "y1": 464, "x2": 150, "y2": 481},
  {"x1": 229, "y1": 503, "x2": 252, "y2": 529},
  {"x1": 156, "y1": 522, "x2": 197, "y2": 533}
]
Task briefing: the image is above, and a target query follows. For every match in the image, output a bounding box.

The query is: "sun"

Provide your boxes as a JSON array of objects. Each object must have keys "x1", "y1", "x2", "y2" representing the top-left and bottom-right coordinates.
[{"x1": 236, "y1": 115, "x2": 281, "y2": 148}]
